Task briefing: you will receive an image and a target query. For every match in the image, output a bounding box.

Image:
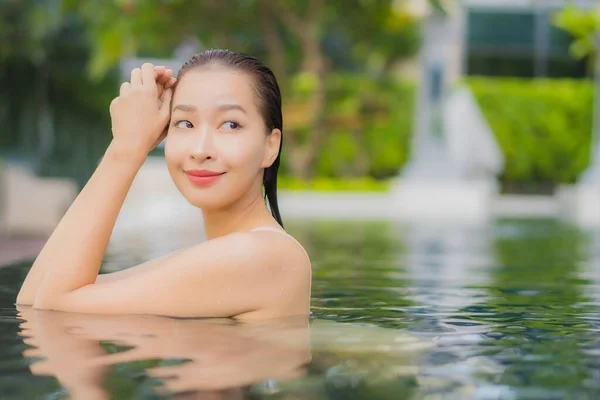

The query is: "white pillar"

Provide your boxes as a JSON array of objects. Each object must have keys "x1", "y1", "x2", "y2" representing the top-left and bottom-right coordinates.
[
  {"x1": 393, "y1": 5, "x2": 503, "y2": 223},
  {"x1": 580, "y1": 33, "x2": 600, "y2": 185},
  {"x1": 558, "y1": 32, "x2": 600, "y2": 227}
]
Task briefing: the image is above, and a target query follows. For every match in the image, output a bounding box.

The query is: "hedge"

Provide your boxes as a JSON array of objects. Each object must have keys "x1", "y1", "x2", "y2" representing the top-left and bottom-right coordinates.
[
  {"x1": 295, "y1": 75, "x2": 594, "y2": 191},
  {"x1": 467, "y1": 77, "x2": 594, "y2": 190}
]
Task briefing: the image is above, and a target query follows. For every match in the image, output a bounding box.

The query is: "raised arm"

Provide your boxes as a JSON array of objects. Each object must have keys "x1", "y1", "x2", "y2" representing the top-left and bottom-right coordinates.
[{"x1": 16, "y1": 63, "x2": 173, "y2": 307}]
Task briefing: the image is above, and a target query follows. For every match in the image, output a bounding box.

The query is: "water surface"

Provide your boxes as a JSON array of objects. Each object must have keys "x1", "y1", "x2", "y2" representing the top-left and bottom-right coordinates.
[{"x1": 1, "y1": 219, "x2": 599, "y2": 399}]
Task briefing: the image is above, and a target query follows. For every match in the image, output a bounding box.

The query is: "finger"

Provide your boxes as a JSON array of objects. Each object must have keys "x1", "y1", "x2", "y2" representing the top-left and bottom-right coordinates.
[
  {"x1": 130, "y1": 68, "x2": 142, "y2": 88},
  {"x1": 141, "y1": 63, "x2": 155, "y2": 87},
  {"x1": 157, "y1": 69, "x2": 171, "y2": 86},
  {"x1": 120, "y1": 82, "x2": 131, "y2": 96},
  {"x1": 159, "y1": 88, "x2": 173, "y2": 117},
  {"x1": 156, "y1": 71, "x2": 171, "y2": 99},
  {"x1": 159, "y1": 81, "x2": 172, "y2": 101},
  {"x1": 164, "y1": 69, "x2": 174, "y2": 82},
  {"x1": 166, "y1": 77, "x2": 177, "y2": 89},
  {"x1": 109, "y1": 98, "x2": 118, "y2": 114},
  {"x1": 154, "y1": 66, "x2": 166, "y2": 84}
]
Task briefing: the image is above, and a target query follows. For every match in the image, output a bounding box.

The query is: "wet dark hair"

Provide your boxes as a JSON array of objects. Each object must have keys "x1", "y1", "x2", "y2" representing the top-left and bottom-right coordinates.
[{"x1": 175, "y1": 49, "x2": 284, "y2": 227}]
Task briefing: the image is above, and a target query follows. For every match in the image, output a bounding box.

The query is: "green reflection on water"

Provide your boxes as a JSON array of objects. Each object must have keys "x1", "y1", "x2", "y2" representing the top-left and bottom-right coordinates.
[
  {"x1": 1, "y1": 218, "x2": 599, "y2": 398},
  {"x1": 289, "y1": 220, "x2": 413, "y2": 327},
  {"x1": 466, "y1": 219, "x2": 599, "y2": 395}
]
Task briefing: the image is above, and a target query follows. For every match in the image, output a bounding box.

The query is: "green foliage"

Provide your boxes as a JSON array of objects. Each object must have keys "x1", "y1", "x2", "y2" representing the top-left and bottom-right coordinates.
[
  {"x1": 0, "y1": 8, "x2": 118, "y2": 187},
  {"x1": 553, "y1": 5, "x2": 599, "y2": 60},
  {"x1": 299, "y1": 74, "x2": 415, "y2": 180},
  {"x1": 290, "y1": 71, "x2": 320, "y2": 98},
  {"x1": 0, "y1": 0, "x2": 64, "y2": 62},
  {"x1": 467, "y1": 77, "x2": 593, "y2": 187},
  {"x1": 285, "y1": 75, "x2": 593, "y2": 190},
  {"x1": 64, "y1": 0, "x2": 202, "y2": 79},
  {"x1": 278, "y1": 176, "x2": 390, "y2": 192},
  {"x1": 64, "y1": 0, "x2": 420, "y2": 79},
  {"x1": 346, "y1": 4, "x2": 421, "y2": 73},
  {"x1": 3, "y1": 2, "x2": 596, "y2": 193}
]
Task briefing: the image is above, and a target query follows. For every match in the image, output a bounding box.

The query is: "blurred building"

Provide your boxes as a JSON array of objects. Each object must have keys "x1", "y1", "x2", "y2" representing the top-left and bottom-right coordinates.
[{"x1": 464, "y1": 0, "x2": 594, "y2": 78}]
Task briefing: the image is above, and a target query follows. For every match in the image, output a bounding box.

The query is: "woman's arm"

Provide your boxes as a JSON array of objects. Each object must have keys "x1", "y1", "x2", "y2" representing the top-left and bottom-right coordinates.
[
  {"x1": 17, "y1": 63, "x2": 173, "y2": 307},
  {"x1": 15, "y1": 142, "x2": 144, "y2": 305},
  {"x1": 95, "y1": 248, "x2": 185, "y2": 284},
  {"x1": 18, "y1": 238, "x2": 183, "y2": 302},
  {"x1": 27, "y1": 231, "x2": 307, "y2": 318},
  {"x1": 27, "y1": 141, "x2": 145, "y2": 306}
]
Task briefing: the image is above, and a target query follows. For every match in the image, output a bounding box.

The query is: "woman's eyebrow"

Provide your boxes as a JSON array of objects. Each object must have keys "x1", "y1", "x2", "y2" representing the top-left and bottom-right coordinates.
[
  {"x1": 172, "y1": 104, "x2": 197, "y2": 113},
  {"x1": 172, "y1": 104, "x2": 247, "y2": 114},
  {"x1": 217, "y1": 104, "x2": 247, "y2": 114}
]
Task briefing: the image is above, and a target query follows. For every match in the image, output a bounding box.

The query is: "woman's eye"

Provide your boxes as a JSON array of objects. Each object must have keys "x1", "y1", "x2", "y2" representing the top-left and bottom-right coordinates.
[
  {"x1": 174, "y1": 120, "x2": 193, "y2": 129},
  {"x1": 221, "y1": 121, "x2": 241, "y2": 130}
]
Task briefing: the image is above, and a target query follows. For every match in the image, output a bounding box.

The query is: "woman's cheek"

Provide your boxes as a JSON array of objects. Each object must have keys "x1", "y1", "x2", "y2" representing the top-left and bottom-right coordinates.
[
  {"x1": 164, "y1": 139, "x2": 185, "y2": 178},
  {"x1": 164, "y1": 134, "x2": 184, "y2": 161},
  {"x1": 225, "y1": 136, "x2": 264, "y2": 166},
  {"x1": 163, "y1": 139, "x2": 174, "y2": 166}
]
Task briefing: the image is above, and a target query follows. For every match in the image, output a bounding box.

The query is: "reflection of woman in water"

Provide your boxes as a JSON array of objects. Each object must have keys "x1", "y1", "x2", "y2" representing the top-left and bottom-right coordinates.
[
  {"x1": 16, "y1": 50, "x2": 311, "y2": 319},
  {"x1": 18, "y1": 307, "x2": 311, "y2": 399}
]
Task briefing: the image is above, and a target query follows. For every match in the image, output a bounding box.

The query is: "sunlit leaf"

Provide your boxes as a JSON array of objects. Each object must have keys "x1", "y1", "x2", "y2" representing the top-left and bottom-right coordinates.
[{"x1": 553, "y1": 4, "x2": 599, "y2": 60}]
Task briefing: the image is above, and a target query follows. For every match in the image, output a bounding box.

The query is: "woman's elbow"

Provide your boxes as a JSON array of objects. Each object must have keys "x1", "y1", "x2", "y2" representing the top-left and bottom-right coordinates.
[
  {"x1": 30, "y1": 290, "x2": 59, "y2": 311},
  {"x1": 15, "y1": 290, "x2": 34, "y2": 307}
]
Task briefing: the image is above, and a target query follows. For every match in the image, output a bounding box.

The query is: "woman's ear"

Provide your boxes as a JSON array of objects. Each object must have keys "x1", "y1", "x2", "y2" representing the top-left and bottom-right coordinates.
[{"x1": 261, "y1": 128, "x2": 281, "y2": 168}]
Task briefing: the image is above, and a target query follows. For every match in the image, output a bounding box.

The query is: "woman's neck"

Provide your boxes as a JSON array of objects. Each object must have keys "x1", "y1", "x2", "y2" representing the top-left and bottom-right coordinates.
[{"x1": 202, "y1": 190, "x2": 276, "y2": 240}]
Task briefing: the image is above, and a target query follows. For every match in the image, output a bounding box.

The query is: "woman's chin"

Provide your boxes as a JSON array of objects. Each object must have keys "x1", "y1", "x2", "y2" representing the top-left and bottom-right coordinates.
[
  {"x1": 172, "y1": 181, "x2": 220, "y2": 208},
  {"x1": 184, "y1": 195, "x2": 226, "y2": 212}
]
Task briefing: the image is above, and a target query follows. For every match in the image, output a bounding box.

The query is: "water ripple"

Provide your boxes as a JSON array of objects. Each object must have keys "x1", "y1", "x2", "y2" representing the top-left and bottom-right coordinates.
[{"x1": 1, "y1": 219, "x2": 599, "y2": 398}]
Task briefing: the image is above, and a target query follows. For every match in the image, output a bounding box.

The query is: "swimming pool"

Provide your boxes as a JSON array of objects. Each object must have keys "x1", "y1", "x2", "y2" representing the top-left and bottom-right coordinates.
[{"x1": 1, "y1": 219, "x2": 599, "y2": 399}]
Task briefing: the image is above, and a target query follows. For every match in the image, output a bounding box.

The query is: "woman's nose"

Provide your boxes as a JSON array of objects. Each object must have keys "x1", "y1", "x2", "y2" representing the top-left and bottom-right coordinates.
[{"x1": 189, "y1": 127, "x2": 216, "y2": 161}]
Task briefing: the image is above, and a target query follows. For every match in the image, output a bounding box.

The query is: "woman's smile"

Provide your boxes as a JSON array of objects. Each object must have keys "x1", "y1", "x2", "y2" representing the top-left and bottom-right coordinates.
[{"x1": 185, "y1": 169, "x2": 225, "y2": 186}]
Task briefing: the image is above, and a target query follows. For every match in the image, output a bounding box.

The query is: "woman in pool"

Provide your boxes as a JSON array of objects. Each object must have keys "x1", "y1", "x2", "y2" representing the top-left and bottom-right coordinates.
[{"x1": 16, "y1": 49, "x2": 311, "y2": 320}]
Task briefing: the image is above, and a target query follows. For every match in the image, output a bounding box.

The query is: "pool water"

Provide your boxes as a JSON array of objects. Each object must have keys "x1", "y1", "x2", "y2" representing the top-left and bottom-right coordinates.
[{"x1": 1, "y1": 219, "x2": 599, "y2": 399}]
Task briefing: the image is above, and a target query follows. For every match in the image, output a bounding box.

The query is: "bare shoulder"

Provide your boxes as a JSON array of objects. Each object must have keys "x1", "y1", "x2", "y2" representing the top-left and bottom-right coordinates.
[
  {"x1": 199, "y1": 229, "x2": 311, "y2": 319},
  {"x1": 198, "y1": 231, "x2": 312, "y2": 279},
  {"x1": 245, "y1": 228, "x2": 309, "y2": 264},
  {"x1": 224, "y1": 229, "x2": 311, "y2": 319}
]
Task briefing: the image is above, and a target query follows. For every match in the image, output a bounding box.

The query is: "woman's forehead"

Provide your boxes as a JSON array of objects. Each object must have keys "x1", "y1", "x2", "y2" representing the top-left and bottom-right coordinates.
[{"x1": 174, "y1": 69, "x2": 256, "y2": 108}]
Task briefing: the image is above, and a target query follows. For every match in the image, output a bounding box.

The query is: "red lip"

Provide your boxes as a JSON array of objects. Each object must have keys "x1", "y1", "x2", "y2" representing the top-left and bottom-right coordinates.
[
  {"x1": 185, "y1": 170, "x2": 224, "y2": 186},
  {"x1": 186, "y1": 170, "x2": 223, "y2": 177}
]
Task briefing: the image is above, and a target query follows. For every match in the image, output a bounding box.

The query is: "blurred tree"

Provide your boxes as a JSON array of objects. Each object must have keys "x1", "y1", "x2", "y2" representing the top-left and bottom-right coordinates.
[
  {"x1": 553, "y1": 4, "x2": 599, "y2": 74},
  {"x1": 0, "y1": 0, "x2": 63, "y2": 165},
  {"x1": 0, "y1": 0, "x2": 63, "y2": 62},
  {"x1": 64, "y1": 0, "x2": 421, "y2": 179},
  {"x1": 0, "y1": 0, "x2": 118, "y2": 186},
  {"x1": 554, "y1": 4, "x2": 600, "y2": 184}
]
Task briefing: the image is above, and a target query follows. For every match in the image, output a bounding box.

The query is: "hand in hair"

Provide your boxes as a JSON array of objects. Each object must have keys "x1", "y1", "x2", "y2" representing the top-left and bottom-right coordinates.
[
  {"x1": 153, "y1": 65, "x2": 177, "y2": 105},
  {"x1": 152, "y1": 65, "x2": 177, "y2": 149},
  {"x1": 109, "y1": 63, "x2": 174, "y2": 157}
]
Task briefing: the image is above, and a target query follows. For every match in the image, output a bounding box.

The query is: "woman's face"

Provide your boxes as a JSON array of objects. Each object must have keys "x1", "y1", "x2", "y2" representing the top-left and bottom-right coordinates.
[{"x1": 164, "y1": 68, "x2": 280, "y2": 210}]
